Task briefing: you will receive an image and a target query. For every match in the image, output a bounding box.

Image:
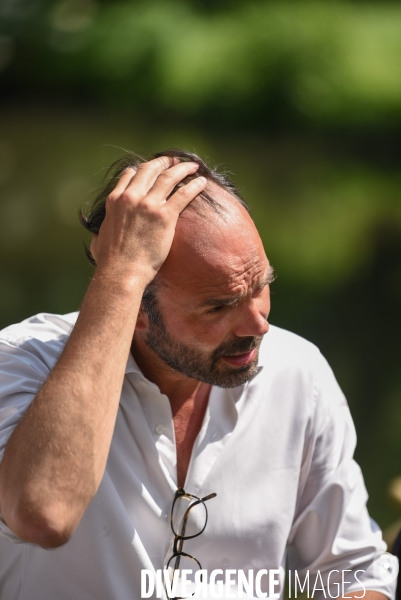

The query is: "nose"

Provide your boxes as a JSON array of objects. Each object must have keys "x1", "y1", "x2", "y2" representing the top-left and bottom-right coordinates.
[{"x1": 232, "y1": 299, "x2": 270, "y2": 338}]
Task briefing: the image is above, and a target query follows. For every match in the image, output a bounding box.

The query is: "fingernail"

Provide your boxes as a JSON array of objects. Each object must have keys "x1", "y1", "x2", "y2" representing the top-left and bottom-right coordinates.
[{"x1": 198, "y1": 176, "x2": 207, "y2": 184}]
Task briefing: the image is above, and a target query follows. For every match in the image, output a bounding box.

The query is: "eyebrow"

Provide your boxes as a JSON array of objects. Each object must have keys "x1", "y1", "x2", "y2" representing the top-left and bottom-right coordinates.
[{"x1": 201, "y1": 265, "x2": 276, "y2": 307}]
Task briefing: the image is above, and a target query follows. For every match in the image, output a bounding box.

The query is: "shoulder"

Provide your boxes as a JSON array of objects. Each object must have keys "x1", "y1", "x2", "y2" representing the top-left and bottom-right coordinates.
[
  {"x1": 256, "y1": 324, "x2": 347, "y2": 413},
  {"x1": 0, "y1": 312, "x2": 78, "y2": 372},
  {"x1": 0, "y1": 312, "x2": 78, "y2": 343},
  {"x1": 258, "y1": 324, "x2": 324, "y2": 379}
]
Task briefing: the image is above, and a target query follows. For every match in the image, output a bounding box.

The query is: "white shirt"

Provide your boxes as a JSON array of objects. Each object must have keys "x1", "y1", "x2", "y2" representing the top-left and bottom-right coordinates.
[{"x1": 0, "y1": 312, "x2": 397, "y2": 600}]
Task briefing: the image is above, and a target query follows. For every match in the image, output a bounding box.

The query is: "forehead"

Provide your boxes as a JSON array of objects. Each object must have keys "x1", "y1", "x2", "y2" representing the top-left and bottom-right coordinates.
[{"x1": 158, "y1": 185, "x2": 269, "y2": 299}]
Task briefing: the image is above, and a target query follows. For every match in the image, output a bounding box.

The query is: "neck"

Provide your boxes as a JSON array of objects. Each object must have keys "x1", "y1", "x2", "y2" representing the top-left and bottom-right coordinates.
[{"x1": 132, "y1": 332, "x2": 211, "y2": 488}]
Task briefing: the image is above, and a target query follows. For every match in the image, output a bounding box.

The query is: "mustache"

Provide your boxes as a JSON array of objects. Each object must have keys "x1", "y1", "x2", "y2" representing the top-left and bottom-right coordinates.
[{"x1": 212, "y1": 336, "x2": 262, "y2": 360}]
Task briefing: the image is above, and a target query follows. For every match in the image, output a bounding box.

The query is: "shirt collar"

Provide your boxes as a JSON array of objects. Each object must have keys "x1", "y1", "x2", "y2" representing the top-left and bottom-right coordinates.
[
  {"x1": 125, "y1": 352, "x2": 145, "y2": 377},
  {"x1": 124, "y1": 351, "x2": 165, "y2": 395}
]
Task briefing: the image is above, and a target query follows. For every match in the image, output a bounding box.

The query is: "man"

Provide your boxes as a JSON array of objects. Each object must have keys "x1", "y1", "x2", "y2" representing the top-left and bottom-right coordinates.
[{"x1": 0, "y1": 150, "x2": 397, "y2": 599}]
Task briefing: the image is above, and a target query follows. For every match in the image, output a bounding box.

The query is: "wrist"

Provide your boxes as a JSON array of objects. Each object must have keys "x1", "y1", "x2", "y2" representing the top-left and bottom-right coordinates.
[{"x1": 92, "y1": 264, "x2": 155, "y2": 296}]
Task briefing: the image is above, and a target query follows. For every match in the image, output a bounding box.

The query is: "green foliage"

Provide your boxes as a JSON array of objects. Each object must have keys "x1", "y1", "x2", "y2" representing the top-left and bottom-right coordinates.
[{"x1": 2, "y1": 1, "x2": 401, "y2": 126}]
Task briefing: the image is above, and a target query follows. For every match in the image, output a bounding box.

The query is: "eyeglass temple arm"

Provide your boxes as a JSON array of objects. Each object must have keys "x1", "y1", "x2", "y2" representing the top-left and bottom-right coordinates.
[
  {"x1": 201, "y1": 493, "x2": 217, "y2": 502},
  {"x1": 180, "y1": 493, "x2": 217, "y2": 538}
]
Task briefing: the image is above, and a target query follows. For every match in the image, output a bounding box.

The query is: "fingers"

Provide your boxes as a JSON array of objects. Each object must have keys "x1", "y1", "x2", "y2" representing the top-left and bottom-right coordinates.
[
  {"x1": 107, "y1": 167, "x2": 136, "y2": 201},
  {"x1": 125, "y1": 156, "x2": 180, "y2": 198},
  {"x1": 94, "y1": 155, "x2": 209, "y2": 278},
  {"x1": 166, "y1": 175, "x2": 208, "y2": 214},
  {"x1": 105, "y1": 156, "x2": 207, "y2": 217},
  {"x1": 107, "y1": 157, "x2": 177, "y2": 204},
  {"x1": 144, "y1": 160, "x2": 200, "y2": 201}
]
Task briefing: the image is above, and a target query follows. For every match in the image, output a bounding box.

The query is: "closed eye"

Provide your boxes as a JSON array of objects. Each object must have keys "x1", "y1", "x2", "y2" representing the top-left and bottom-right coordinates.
[{"x1": 206, "y1": 304, "x2": 226, "y2": 314}]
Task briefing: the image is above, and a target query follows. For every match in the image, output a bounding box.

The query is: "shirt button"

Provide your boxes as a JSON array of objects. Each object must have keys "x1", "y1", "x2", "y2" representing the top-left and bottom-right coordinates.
[{"x1": 155, "y1": 424, "x2": 165, "y2": 435}]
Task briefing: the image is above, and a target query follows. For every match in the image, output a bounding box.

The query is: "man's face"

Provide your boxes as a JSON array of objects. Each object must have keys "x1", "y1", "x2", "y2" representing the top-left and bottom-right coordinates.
[
  {"x1": 138, "y1": 188, "x2": 272, "y2": 389},
  {"x1": 144, "y1": 298, "x2": 267, "y2": 388}
]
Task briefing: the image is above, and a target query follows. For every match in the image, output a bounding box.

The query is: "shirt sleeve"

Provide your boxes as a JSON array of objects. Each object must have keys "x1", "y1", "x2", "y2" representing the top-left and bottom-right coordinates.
[
  {"x1": 0, "y1": 334, "x2": 52, "y2": 543},
  {"x1": 287, "y1": 351, "x2": 398, "y2": 600}
]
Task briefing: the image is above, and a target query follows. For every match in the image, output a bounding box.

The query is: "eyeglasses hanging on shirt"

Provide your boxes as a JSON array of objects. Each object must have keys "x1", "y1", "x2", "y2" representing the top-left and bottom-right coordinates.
[{"x1": 165, "y1": 488, "x2": 217, "y2": 600}]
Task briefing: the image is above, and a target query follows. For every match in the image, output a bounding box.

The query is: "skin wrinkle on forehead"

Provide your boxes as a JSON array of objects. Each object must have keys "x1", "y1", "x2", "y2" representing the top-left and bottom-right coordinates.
[
  {"x1": 168, "y1": 256, "x2": 267, "y2": 314},
  {"x1": 158, "y1": 256, "x2": 270, "y2": 311},
  {"x1": 161, "y1": 256, "x2": 266, "y2": 295},
  {"x1": 199, "y1": 269, "x2": 273, "y2": 308},
  {"x1": 193, "y1": 261, "x2": 267, "y2": 299}
]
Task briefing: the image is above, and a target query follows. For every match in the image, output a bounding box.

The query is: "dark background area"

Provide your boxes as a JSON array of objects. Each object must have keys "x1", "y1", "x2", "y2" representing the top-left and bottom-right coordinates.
[{"x1": 0, "y1": 0, "x2": 401, "y2": 532}]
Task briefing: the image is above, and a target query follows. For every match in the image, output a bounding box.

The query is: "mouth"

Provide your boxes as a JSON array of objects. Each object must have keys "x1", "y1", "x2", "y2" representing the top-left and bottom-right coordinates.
[{"x1": 220, "y1": 347, "x2": 258, "y2": 367}]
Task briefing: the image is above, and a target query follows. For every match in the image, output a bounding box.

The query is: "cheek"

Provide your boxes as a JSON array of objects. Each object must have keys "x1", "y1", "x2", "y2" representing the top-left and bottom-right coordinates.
[
  {"x1": 190, "y1": 316, "x2": 238, "y2": 348},
  {"x1": 165, "y1": 309, "x2": 229, "y2": 346}
]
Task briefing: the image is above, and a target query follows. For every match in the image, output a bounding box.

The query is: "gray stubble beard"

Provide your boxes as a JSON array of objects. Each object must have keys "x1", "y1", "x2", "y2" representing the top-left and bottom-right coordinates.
[{"x1": 144, "y1": 306, "x2": 262, "y2": 389}]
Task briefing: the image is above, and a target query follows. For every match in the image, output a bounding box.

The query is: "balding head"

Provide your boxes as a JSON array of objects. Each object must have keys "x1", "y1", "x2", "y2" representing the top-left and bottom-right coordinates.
[
  {"x1": 80, "y1": 149, "x2": 249, "y2": 266},
  {"x1": 158, "y1": 181, "x2": 267, "y2": 297}
]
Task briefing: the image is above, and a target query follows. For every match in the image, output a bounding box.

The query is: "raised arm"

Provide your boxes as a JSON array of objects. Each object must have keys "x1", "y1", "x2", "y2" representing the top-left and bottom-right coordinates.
[{"x1": 0, "y1": 157, "x2": 206, "y2": 548}]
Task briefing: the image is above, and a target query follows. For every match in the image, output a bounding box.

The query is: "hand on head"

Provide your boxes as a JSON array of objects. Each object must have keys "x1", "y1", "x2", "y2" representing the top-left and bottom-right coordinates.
[{"x1": 90, "y1": 156, "x2": 207, "y2": 285}]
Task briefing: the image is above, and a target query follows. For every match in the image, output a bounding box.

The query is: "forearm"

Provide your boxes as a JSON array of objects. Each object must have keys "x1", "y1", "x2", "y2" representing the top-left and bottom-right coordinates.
[
  {"x1": 0, "y1": 157, "x2": 205, "y2": 547},
  {"x1": 0, "y1": 267, "x2": 146, "y2": 547}
]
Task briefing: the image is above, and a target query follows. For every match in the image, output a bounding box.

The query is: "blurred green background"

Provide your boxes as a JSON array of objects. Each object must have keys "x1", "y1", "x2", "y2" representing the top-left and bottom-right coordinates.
[{"x1": 1, "y1": 0, "x2": 401, "y2": 533}]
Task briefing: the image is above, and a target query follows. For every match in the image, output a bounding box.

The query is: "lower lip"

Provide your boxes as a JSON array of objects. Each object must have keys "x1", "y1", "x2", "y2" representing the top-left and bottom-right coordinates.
[{"x1": 221, "y1": 348, "x2": 257, "y2": 367}]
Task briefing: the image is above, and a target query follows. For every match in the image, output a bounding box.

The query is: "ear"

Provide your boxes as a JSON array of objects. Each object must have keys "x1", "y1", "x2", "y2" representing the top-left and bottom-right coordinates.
[
  {"x1": 89, "y1": 234, "x2": 98, "y2": 262},
  {"x1": 135, "y1": 306, "x2": 149, "y2": 331}
]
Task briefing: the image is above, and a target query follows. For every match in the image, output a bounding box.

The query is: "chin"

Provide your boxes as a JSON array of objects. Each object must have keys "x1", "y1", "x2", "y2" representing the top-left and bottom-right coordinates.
[{"x1": 208, "y1": 357, "x2": 260, "y2": 389}]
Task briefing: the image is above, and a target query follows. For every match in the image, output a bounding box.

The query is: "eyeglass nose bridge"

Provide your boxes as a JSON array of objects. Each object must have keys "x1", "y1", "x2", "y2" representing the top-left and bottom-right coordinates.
[{"x1": 167, "y1": 551, "x2": 202, "y2": 573}]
